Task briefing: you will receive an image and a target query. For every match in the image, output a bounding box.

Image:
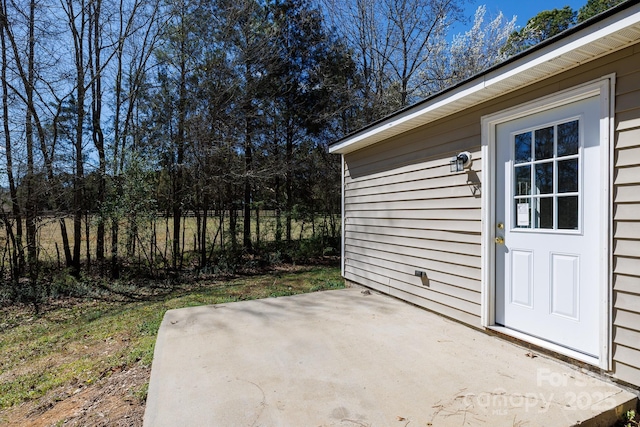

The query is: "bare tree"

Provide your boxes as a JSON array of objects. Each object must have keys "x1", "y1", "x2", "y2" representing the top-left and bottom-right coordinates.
[
  {"x1": 426, "y1": 5, "x2": 516, "y2": 93},
  {"x1": 110, "y1": 0, "x2": 164, "y2": 277},
  {"x1": 320, "y1": 0, "x2": 465, "y2": 119},
  {"x1": 59, "y1": 0, "x2": 88, "y2": 275},
  {"x1": 89, "y1": 0, "x2": 105, "y2": 263},
  {"x1": 0, "y1": 0, "x2": 24, "y2": 278},
  {"x1": 0, "y1": 0, "x2": 49, "y2": 307}
]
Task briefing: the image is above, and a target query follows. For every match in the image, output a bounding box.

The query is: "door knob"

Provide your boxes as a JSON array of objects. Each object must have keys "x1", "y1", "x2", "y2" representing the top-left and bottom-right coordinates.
[{"x1": 495, "y1": 236, "x2": 504, "y2": 244}]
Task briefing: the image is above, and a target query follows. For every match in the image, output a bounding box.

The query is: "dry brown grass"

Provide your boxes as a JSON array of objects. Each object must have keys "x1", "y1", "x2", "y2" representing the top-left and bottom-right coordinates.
[{"x1": 0, "y1": 213, "x2": 325, "y2": 265}]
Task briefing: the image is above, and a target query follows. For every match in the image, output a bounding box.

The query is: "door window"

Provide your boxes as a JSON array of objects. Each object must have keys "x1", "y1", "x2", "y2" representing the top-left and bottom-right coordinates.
[{"x1": 513, "y1": 119, "x2": 580, "y2": 231}]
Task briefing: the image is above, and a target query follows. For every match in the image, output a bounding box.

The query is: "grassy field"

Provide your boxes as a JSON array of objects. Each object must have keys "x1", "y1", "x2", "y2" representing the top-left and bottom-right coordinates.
[
  {"x1": 0, "y1": 265, "x2": 343, "y2": 426},
  {"x1": 4, "y1": 213, "x2": 338, "y2": 266}
]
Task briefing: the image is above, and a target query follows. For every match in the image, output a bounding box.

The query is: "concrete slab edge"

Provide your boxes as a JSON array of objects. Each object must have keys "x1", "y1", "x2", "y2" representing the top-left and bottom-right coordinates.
[{"x1": 573, "y1": 396, "x2": 638, "y2": 427}]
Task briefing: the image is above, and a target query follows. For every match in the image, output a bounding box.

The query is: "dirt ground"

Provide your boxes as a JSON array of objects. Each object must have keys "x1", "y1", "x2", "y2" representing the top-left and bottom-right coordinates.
[{"x1": 0, "y1": 364, "x2": 148, "y2": 427}]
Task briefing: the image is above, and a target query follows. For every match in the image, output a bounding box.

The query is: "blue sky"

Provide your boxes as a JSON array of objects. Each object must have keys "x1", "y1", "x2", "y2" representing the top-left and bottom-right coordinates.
[{"x1": 454, "y1": 0, "x2": 588, "y2": 34}]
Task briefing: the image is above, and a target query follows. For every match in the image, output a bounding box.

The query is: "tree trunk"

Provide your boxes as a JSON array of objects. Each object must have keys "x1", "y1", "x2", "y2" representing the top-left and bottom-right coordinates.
[
  {"x1": 200, "y1": 208, "x2": 208, "y2": 269},
  {"x1": 0, "y1": 11, "x2": 24, "y2": 276},
  {"x1": 229, "y1": 205, "x2": 237, "y2": 252},
  {"x1": 85, "y1": 211, "x2": 91, "y2": 267},
  {"x1": 91, "y1": 0, "x2": 106, "y2": 263},
  {"x1": 172, "y1": 28, "x2": 187, "y2": 270},
  {"x1": 57, "y1": 218, "x2": 72, "y2": 266},
  {"x1": 285, "y1": 122, "x2": 293, "y2": 243},
  {"x1": 25, "y1": 0, "x2": 38, "y2": 311},
  {"x1": 151, "y1": 217, "x2": 156, "y2": 267},
  {"x1": 111, "y1": 218, "x2": 119, "y2": 279},
  {"x1": 243, "y1": 126, "x2": 253, "y2": 252},
  {"x1": 68, "y1": 0, "x2": 87, "y2": 276},
  {"x1": 274, "y1": 134, "x2": 282, "y2": 245},
  {"x1": 255, "y1": 205, "x2": 260, "y2": 249}
]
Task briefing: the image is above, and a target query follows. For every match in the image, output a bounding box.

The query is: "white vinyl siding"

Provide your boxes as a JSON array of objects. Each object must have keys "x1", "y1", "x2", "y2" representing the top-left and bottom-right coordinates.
[
  {"x1": 612, "y1": 56, "x2": 640, "y2": 386},
  {"x1": 344, "y1": 135, "x2": 483, "y2": 326},
  {"x1": 342, "y1": 43, "x2": 640, "y2": 387}
]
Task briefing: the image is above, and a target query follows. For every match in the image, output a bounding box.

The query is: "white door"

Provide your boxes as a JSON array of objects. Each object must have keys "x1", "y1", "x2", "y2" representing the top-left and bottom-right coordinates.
[{"x1": 495, "y1": 96, "x2": 601, "y2": 357}]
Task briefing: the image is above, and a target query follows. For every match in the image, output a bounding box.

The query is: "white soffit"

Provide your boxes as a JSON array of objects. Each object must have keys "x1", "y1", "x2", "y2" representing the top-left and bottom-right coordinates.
[{"x1": 330, "y1": 3, "x2": 640, "y2": 155}]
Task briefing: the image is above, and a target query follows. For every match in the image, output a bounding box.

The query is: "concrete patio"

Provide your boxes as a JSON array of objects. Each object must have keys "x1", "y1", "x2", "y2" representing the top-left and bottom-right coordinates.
[{"x1": 143, "y1": 288, "x2": 637, "y2": 426}]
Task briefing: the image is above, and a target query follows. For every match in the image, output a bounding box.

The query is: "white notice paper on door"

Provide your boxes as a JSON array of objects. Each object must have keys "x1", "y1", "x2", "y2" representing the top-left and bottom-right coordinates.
[{"x1": 517, "y1": 203, "x2": 530, "y2": 227}]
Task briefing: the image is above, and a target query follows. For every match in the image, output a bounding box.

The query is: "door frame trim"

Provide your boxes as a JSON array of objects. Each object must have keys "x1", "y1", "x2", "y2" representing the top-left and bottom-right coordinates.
[{"x1": 480, "y1": 76, "x2": 614, "y2": 369}]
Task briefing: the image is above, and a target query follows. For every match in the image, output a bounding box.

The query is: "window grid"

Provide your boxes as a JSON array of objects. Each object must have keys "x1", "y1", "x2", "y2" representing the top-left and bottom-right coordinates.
[{"x1": 512, "y1": 119, "x2": 580, "y2": 231}]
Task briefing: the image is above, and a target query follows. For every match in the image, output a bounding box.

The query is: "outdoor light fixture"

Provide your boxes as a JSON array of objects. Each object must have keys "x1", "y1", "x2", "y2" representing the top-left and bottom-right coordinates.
[{"x1": 449, "y1": 151, "x2": 472, "y2": 173}]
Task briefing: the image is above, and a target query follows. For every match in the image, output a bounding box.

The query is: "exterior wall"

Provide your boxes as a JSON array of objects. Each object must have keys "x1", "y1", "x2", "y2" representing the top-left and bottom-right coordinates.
[
  {"x1": 612, "y1": 42, "x2": 640, "y2": 387},
  {"x1": 344, "y1": 119, "x2": 484, "y2": 327},
  {"x1": 342, "y1": 43, "x2": 640, "y2": 386}
]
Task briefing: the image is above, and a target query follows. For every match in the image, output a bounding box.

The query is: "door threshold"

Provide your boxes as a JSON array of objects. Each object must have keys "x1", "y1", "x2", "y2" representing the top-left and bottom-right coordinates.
[{"x1": 488, "y1": 325, "x2": 600, "y2": 367}]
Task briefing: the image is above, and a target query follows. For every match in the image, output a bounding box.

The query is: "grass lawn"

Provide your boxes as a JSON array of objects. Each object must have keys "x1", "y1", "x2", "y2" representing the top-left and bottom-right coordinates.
[{"x1": 0, "y1": 265, "x2": 343, "y2": 426}]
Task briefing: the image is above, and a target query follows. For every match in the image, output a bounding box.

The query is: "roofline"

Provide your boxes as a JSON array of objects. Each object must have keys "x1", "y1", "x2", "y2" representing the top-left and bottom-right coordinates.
[{"x1": 329, "y1": 0, "x2": 640, "y2": 154}]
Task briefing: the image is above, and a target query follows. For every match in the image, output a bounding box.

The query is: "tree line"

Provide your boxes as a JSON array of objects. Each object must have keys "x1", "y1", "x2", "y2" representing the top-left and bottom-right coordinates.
[{"x1": 0, "y1": 0, "x2": 622, "y2": 307}]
